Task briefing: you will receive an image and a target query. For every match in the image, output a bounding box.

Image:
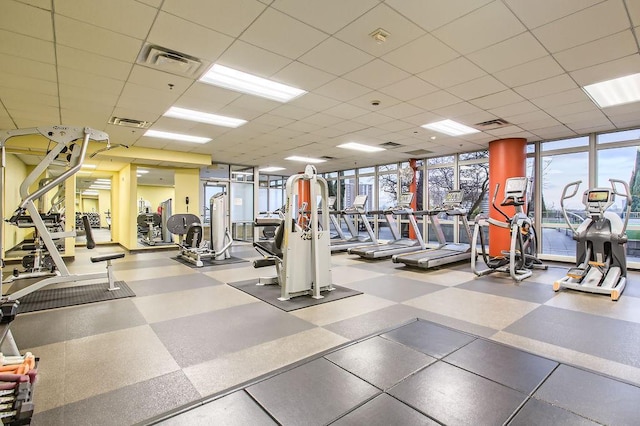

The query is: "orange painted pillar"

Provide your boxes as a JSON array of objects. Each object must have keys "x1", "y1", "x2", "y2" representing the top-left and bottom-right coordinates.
[
  {"x1": 488, "y1": 138, "x2": 526, "y2": 257},
  {"x1": 298, "y1": 177, "x2": 311, "y2": 226},
  {"x1": 409, "y1": 159, "x2": 417, "y2": 239}
]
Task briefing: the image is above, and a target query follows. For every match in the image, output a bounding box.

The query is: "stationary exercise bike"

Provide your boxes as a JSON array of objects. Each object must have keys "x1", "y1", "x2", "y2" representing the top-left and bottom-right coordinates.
[
  {"x1": 553, "y1": 179, "x2": 631, "y2": 301},
  {"x1": 471, "y1": 177, "x2": 546, "y2": 282}
]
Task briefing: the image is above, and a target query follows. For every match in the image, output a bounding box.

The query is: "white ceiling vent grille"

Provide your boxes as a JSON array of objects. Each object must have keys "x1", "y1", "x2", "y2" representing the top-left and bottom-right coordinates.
[
  {"x1": 109, "y1": 116, "x2": 150, "y2": 128},
  {"x1": 137, "y1": 45, "x2": 202, "y2": 77}
]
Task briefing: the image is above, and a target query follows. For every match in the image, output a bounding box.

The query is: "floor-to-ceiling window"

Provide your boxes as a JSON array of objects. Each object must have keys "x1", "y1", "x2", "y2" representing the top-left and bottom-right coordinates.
[{"x1": 426, "y1": 156, "x2": 454, "y2": 244}]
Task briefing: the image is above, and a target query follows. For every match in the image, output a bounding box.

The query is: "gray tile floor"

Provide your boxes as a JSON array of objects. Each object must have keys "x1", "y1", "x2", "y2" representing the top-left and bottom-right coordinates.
[{"x1": 3, "y1": 243, "x2": 640, "y2": 425}]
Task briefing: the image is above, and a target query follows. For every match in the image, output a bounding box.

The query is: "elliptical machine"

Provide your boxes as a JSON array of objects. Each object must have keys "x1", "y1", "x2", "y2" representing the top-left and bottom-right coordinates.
[
  {"x1": 553, "y1": 179, "x2": 631, "y2": 301},
  {"x1": 471, "y1": 177, "x2": 546, "y2": 282}
]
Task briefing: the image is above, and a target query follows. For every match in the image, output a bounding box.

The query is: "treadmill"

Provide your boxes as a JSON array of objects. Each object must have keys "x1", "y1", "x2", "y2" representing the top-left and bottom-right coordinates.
[
  {"x1": 348, "y1": 193, "x2": 425, "y2": 259},
  {"x1": 320, "y1": 196, "x2": 345, "y2": 240},
  {"x1": 330, "y1": 195, "x2": 377, "y2": 252},
  {"x1": 392, "y1": 190, "x2": 472, "y2": 269}
]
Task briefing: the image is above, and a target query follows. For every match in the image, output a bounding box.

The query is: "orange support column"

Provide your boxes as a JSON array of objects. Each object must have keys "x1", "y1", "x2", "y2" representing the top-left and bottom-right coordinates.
[
  {"x1": 298, "y1": 177, "x2": 311, "y2": 226},
  {"x1": 408, "y1": 159, "x2": 417, "y2": 239},
  {"x1": 488, "y1": 138, "x2": 526, "y2": 257}
]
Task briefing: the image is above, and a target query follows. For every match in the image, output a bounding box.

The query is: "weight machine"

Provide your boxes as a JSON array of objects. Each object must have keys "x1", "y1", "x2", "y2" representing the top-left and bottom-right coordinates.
[
  {"x1": 553, "y1": 179, "x2": 631, "y2": 301},
  {"x1": 167, "y1": 193, "x2": 233, "y2": 267},
  {"x1": 253, "y1": 165, "x2": 334, "y2": 300},
  {"x1": 138, "y1": 198, "x2": 173, "y2": 246},
  {"x1": 1, "y1": 126, "x2": 124, "y2": 301},
  {"x1": 471, "y1": 177, "x2": 546, "y2": 282}
]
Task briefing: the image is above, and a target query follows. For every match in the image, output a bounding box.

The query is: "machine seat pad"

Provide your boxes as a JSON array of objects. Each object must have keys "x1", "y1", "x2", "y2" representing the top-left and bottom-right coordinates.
[
  {"x1": 91, "y1": 253, "x2": 125, "y2": 263},
  {"x1": 253, "y1": 241, "x2": 283, "y2": 259}
]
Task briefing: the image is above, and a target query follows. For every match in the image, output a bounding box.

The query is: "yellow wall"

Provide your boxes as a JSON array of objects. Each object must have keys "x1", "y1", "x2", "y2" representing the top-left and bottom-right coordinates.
[
  {"x1": 81, "y1": 197, "x2": 99, "y2": 213},
  {"x1": 174, "y1": 169, "x2": 200, "y2": 215},
  {"x1": 136, "y1": 185, "x2": 174, "y2": 214},
  {"x1": 98, "y1": 189, "x2": 111, "y2": 228},
  {"x1": 2, "y1": 154, "x2": 29, "y2": 253},
  {"x1": 115, "y1": 164, "x2": 138, "y2": 249}
]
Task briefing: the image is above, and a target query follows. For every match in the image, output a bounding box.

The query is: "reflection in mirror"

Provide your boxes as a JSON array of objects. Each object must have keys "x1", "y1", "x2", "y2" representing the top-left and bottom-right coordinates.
[
  {"x1": 136, "y1": 166, "x2": 176, "y2": 248},
  {"x1": 75, "y1": 172, "x2": 114, "y2": 245}
]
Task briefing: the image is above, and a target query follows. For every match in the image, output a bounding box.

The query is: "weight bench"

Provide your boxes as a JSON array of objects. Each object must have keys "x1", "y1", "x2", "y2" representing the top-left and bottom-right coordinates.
[{"x1": 90, "y1": 253, "x2": 125, "y2": 291}]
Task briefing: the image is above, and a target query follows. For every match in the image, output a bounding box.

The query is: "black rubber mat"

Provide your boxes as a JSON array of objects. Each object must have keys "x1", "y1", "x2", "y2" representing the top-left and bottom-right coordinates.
[
  {"x1": 15, "y1": 281, "x2": 135, "y2": 314},
  {"x1": 227, "y1": 279, "x2": 361, "y2": 312},
  {"x1": 171, "y1": 256, "x2": 247, "y2": 268}
]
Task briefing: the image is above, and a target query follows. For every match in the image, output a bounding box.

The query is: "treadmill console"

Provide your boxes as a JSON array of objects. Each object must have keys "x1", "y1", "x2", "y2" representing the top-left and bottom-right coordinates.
[
  {"x1": 443, "y1": 190, "x2": 463, "y2": 206},
  {"x1": 504, "y1": 177, "x2": 528, "y2": 197},
  {"x1": 398, "y1": 193, "x2": 414, "y2": 208},
  {"x1": 326, "y1": 196, "x2": 336, "y2": 209},
  {"x1": 353, "y1": 194, "x2": 368, "y2": 208},
  {"x1": 583, "y1": 188, "x2": 614, "y2": 218}
]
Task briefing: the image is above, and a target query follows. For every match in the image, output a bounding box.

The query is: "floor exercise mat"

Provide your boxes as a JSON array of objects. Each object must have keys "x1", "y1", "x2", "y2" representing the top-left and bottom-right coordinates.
[
  {"x1": 172, "y1": 256, "x2": 247, "y2": 268},
  {"x1": 15, "y1": 281, "x2": 135, "y2": 313},
  {"x1": 227, "y1": 279, "x2": 361, "y2": 312}
]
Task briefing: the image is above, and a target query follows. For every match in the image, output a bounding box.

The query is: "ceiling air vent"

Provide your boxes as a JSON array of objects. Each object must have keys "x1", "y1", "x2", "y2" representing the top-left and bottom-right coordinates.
[
  {"x1": 109, "y1": 116, "x2": 150, "y2": 128},
  {"x1": 405, "y1": 149, "x2": 432, "y2": 156},
  {"x1": 380, "y1": 141, "x2": 402, "y2": 148},
  {"x1": 474, "y1": 118, "x2": 510, "y2": 130},
  {"x1": 137, "y1": 44, "x2": 202, "y2": 77}
]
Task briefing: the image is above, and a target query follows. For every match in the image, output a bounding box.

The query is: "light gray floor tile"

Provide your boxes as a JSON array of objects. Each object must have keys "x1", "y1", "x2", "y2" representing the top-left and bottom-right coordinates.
[
  {"x1": 389, "y1": 361, "x2": 527, "y2": 426},
  {"x1": 395, "y1": 268, "x2": 477, "y2": 287},
  {"x1": 246, "y1": 358, "x2": 380, "y2": 426},
  {"x1": 152, "y1": 302, "x2": 315, "y2": 367},
  {"x1": 412, "y1": 308, "x2": 499, "y2": 338},
  {"x1": 535, "y1": 364, "x2": 640, "y2": 425},
  {"x1": 33, "y1": 371, "x2": 200, "y2": 426},
  {"x1": 331, "y1": 393, "x2": 439, "y2": 426},
  {"x1": 343, "y1": 274, "x2": 444, "y2": 302},
  {"x1": 545, "y1": 291, "x2": 640, "y2": 324},
  {"x1": 12, "y1": 298, "x2": 146, "y2": 348},
  {"x1": 159, "y1": 391, "x2": 276, "y2": 426},
  {"x1": 504, "y1": 305, "x2": 640, "y2": 368},
  {"x1": 127, "y1": 273, "x2": 223, "y2": 297},
  {"x1": 382, "y1": 320, "x2": 476, "y2": 358},
  {"x1": 325, "y1": 336, "x2": 435, "y2": 390},
  {"x1": 508, "y1": 397, "x2": 600, "y2": 426},
  {"x1": 350, "y1": 259, "x2": 402, "y2": 274},
  {"x1": 116, "y1": 263, "x2": 198, "y2": 283},
  {"x1": 444, "y1": 339, "x2": 558, "y2": 393},
  {"x1": 290, "y1": 293, "x2": 396, "y2": 326},
  {"x1": 457, "y1": 277, "x2": 556, "y2": 304},
  {"x1": 329, "y1": 265, "x2": 385, "y2": 285},
  {"x1": 112, "y1": 256, "x2": 177, "y2": 271}
]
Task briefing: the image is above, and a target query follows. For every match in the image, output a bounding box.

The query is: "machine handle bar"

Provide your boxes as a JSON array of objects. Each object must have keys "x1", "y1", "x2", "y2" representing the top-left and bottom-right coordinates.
[
  {"x1": 491, "y1": 183, "x2": 511, "y2": 223},
  {"x1": 560, "y1": 180, "x2": 582, "y2": 234},
  {"x1": 609, "y1": 178, "x2": 632, "y2": 238}
]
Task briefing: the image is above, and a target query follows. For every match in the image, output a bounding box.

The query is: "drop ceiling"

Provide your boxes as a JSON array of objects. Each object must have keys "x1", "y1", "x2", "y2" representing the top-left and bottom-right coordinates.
[{"x1": 1, "y1": 0, "x2": 639, "y2": 176}]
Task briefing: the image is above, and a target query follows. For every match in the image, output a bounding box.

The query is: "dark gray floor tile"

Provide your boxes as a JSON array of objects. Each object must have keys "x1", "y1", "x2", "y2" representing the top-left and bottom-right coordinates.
[
  {"x1": 32, "y1": 371, "x2": 200, "y2": 426},
  {"x1": 246, "y1": 358, "x2": 379, "y2": 426},
  {"x1": 508, "y1": 397, "x2": 600, "y2": 426},
  {"x1": 389, "y1": 361, "x2": 527, "y2": 426},
  {"x1": 128, "y1": 273, "x2": 223, "y2": 297},
  {"x1": 457, "y1": 278, "x2": 555, "y2": 304},
  {"x1": 534, "y1": 364, "x2": 640, "y2": 425},
  {"x1": 413, "y1": 309, "x2": 498, "y2": 338},
  {"x1": 331, "y1": 394, "x2": 439, "y2": 426},
  {"x1": 323, "y1": 305, "x2": 432, "y2": 340},
  {"x1": 381, "y1": 319, "x2": 476, "y2": 358},
  {"x1": 444, "y1": 339, "x2": 558, "y2": 394},
  {"x1": 621, "y1": 279, "x2": 640, "y2": 298},
  {"x1": 351, "y1": 259, "x2": 402, "y2": 273},
  {"x1": 505, "y1": 306, "x2": 640, "y2": 368},
  {"x1": 112, "y1": 257, "x2": 178, "y2": 271},
  {"x1": 159, "y1": 391, "x2": 276, "y2": 426},
  {"x1": 13, "y1": 299, "x2": 147, "y2": 348},
  {"x1": 342, "y1": 275, "x2": 444, "y2": 302},
  {"x1": 325, "y1": 336, "x2": 436, "y2": 390},
  {"x1": 152, "y1": 302, "x2": 315, "y2": 367}
]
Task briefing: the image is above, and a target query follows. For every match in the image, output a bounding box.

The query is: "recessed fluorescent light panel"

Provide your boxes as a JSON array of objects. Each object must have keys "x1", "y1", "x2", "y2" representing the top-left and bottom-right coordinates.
[
  {"x1": 81, "y1": 164, "x2": 96, "y2": 169},
  {"x1": 144, "y1": 129, "x2": 211, "y2": 144},
  {"x1": 421, "y1": 119, "x2": 480, "y2": 136},
  {"x1": 582, "y1": 73, "x2": 640, "y2": 108},
  {"x1": 164, "y1": 107, "x2": 247, "y2": 128},
  {"x1": 200, "y1": 64, "x2": 307, "y2": 102},
  {"x1": 337, "y1": 142, "x2": 386, "y2": 153},
  {"x1": 82, "y1": 190, "x2": 99, "y2": 196},
  {"x1": 285, "y1": 156, "x2": 326, "y2": 164},
  {"x1": 259, "y1": 166, "x2": 285, "y2": 172},
  {"x1": 89, "y1": 185, "x2": 111, "y2": 190},
  {"x1": 137, "y1": 169, "x2": 149, "y2": 174}
]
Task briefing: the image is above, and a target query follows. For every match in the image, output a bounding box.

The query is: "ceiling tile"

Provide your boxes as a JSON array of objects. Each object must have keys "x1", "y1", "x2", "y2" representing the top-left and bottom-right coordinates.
[
  {"x1": 127, "y1": 65, "x2": 193, "y2": 93},
  {"x1": 505, "y1": 0, "x2": 603, "y2": 28},
  {"x1": 379, "y1": 76, "x2": 438, "y2": 102},
  {"x1": 162, "y1": 0, "x2": 266, "y2": 37},
  {"x1": 333, "y1": 3, "x2": 425, "y2": 56},
  {"x1": 15, "y1": 0, "x2": 51, "y2": 9},
  {"x1": 467, "y1": 32, "x2": 548, "y2": 73},
  {"x1": 485, "y1": 125, "x2": 524, "y2": 137},
  {"x1": 433, "y1": 2, "x2": 526, "y2": 54},
  {"x1": 59, "y1": 84, "x2": 119, "y2": 107},
  {"x1": 55, "y1": 0, "x2": 155, "y2": 39},
  {"x1": 288, "y1": 93, "x2": 341, "y2": 112},
  {"x1": 505, "y1": 110, "x2": 552, "y2": 125},
  {"x1": 299, "y1": 37, "x2": 374, "y2": 76},
  {"x1": 520, "y1": 117, "x2": 562, "y2": 131},
  {"x1": 315, "y1": 78, "x2": 371, "y2": 102},
  {"x1": 56, "y1": 46, "x2": 132, "y2": 81},
  {"x1": 493, "y1": 55, "x2": 565, "y2": 87},
  {"x1": 349, "y1": 91, "x2": 401, "y2": 112},
  {"x1": 55, "y1": 15, "x2": 142, "y2": 62},
  {"x1": 1, "y1": 0, "x2": 53, "y2": 40},
  {"x1": 324, "y1": 103, "x2": 369, "y2": 120},
  {"x1": 1, "y1": 87, "x2": 58, "y2": 107},
  {"x1": 559, "y1": 110, "x2": 611, "y2": 126},
  {"x1": 270, "y1": 104, "x2": 316, "y2": 120},
  {"x1": 226, "y1": 95, "x2": 281, "y2": 116},
  {"x1": 117, "y1": 82, "x2": 182, "y2": 115},
  {"x1": 418, "y1": 57, "x2": 486, "y2": 89},
  {"x1": 470, "y1": 89, "x2": 525, "y2": 110},
  {"x1": 448, "y1": 75, "x2": 507, "y2": 101},
  {"x1": 0, "y1": 55, "x2": 56, "y2": 82},
  {"x1": 272, "y1": 61, "x2": 335, "y2": 91},
  {"x1": 532, "y1": 1, "x2": 629, "y2": 53},
  {"x1": 284, "y1": 120, "x2": 322, "y2": 133},
  {"x1": 177, "y1": 82, "x2": 241, "y2": 112},
  {"x1": 532, "y1": 125, "x2": 576, "y2": 139},
  {"x1": 404, "y1": 111, "x2": 444, "y2": 126},
  {"x1": 628, "y1": 0, "x2": 640, "y2": 26},
  {"x1": 409, "y1": 90, "x2": 461, "y2": 111},
  {"x1": 545, "y1": 100, "x2": 598, "y2": 118},
  {"x1": 0, "y1": 72, "x2": 58, "y2": 96},
  {"x1": 553, "y1": 30, "x2": 637, "y2": 72},
  {"x1": 385, "y1": 0, "x2": 493, "y2": 32},
  {"x1": 433, "y1": 101, "x2": 483, "y2": 119},
  {"x1": 239, "y1": 8, "x2": 327, "y2": 59},
  {"x1": 569, "y1": 53, "x2": 640, "y2": 86},
  {"x1": 272, "y1": 0, "x2": 378, "y2": 34},
  {"x1": 300, "y1": 112, "x2": 343, "y2": 127},
  {"x1": 148, "y1": 12, "x2": 234, "y2": 62},
  {"x1": 343, "y1": 59, "x2": 410, "y2": 90},
  {"x1": 58, "y1": 66, "x2": 125, "y2": 95},
  {"x1": 136, "y1": 0, "x2": 161, "y2": 8},
  {"x1": 216, "y1": 41, "x2": 291, "y2": 78},
  {"x1": 531, "y1": 88, "x2": 591, "y2": 109},
  {"x1": 378, "y1": 102, "x2": 424, "y2": 120},
  {"x1": 0, "y1": 29, "x2": 55, "y2": 64},
  {"x1": 488, "y1": 100, "x2": 539, "y2": 119},
  {"x1": 515, "y1": 74, "x2": 578, "y2": 99},
  {"x1": 382, "y1": 34, "x2": 459, "y2": 75},
  {"x1": 351, "y1": 112, "x2": 395, "y2": 126}
]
